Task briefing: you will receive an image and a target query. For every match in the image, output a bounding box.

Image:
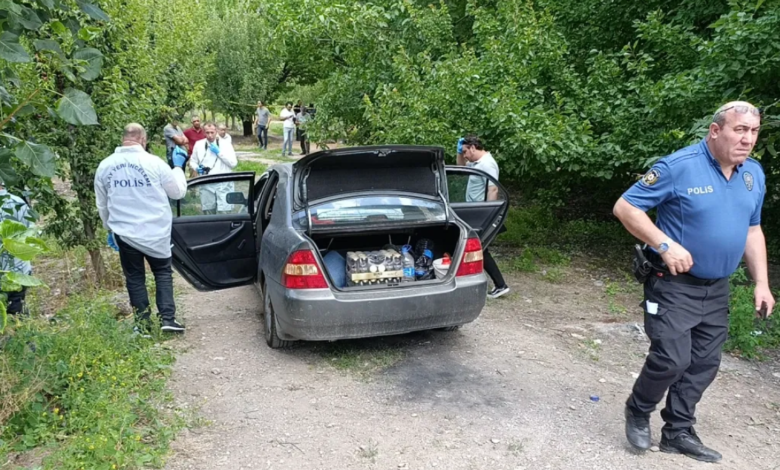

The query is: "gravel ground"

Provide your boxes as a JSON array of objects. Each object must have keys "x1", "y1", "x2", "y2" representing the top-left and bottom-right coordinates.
[{"x1": 164, "y1": 269, "x2": 780, "y2": 470}]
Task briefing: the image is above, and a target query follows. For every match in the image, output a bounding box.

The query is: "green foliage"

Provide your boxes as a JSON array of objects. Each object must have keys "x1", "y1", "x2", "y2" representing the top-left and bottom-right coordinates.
[
  {"x1": 234, "y1": 160, "x2": 267, "y2": 175},
  {"x1": 499, "y1": 206, "x2": 633, "y2": 251},
  {"x1": 0, "y1": 218, "x2": 47, "y2": 333},
  {"x1": 0, "y1": 294, "x2": 179, "y2": 469},
  {"x1": 725, "y1": 268, "x2": 780, "y2": 358}
]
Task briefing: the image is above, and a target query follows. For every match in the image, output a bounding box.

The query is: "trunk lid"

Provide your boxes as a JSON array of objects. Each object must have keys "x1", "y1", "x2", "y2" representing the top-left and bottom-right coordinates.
[{"x1": 293, "y1": 146, "x2": 448, "y2": 209}]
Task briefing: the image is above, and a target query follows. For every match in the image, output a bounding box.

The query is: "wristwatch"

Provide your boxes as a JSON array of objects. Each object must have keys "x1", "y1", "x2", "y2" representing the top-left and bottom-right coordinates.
[{"x1": 657, "y1": 238, "x2": 673, "y2": 254}]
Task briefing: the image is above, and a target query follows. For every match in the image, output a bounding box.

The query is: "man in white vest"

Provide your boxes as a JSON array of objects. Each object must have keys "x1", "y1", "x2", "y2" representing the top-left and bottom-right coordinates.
[{"x1": 94, "y1": 123, "x2": 188, "y2": 333}]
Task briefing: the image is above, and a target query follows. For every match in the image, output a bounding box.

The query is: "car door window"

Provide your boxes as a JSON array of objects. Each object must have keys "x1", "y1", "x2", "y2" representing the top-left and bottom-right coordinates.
[
  {"x1": 445, "y1": 166, "x2": 509, "y2": 248},
  {"x1": 447, "y1": 172, "x2": 506, "y2": 203},
  {"x1": 172, "y1": 180, "x2": 251, "y2": 217}
]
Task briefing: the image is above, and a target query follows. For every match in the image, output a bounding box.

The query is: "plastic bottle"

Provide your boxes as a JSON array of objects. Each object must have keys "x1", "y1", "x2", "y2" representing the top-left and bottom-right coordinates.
[{"x1": 401, "y1": 245, "x2": 416, "y2": 282}]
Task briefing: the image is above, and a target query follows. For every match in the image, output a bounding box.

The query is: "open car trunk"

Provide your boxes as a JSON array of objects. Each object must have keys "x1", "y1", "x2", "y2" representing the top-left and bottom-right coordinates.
[{"x1": 308, "y1": 225, "x2": 463, "y2": 290}]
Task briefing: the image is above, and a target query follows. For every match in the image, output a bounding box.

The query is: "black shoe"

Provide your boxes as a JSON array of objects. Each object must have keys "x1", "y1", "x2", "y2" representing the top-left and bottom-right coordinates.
[
  {"x1": 625, "y1": 406, "x2": 652, "y2": 450},
  {"x1": 660, "y1": 431, "x2": 722, "y2": 463},
  {"x1": 161, "y1": 319, "x2": 185, "y2": 333},
  {"x1": 488, "y1": 285, "x2": 510, "y2": 299}
]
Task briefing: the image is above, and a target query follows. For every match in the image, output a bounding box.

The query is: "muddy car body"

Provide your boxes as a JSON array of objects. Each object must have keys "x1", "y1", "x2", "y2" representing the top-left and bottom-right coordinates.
[{"x1": 170, "y1": 146, "x2": 508, "y2": 348}]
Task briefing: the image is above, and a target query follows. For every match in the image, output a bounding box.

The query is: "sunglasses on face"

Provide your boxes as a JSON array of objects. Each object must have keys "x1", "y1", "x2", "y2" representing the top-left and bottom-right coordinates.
[{"x1": 713, "y1": 105, "x2": 761, "y2": 120}]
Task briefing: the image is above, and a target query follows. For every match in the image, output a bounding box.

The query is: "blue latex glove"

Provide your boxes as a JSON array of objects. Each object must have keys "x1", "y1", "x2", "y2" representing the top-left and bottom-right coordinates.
[
  {"x1": 457, "y1": 137, "x2": 465, "y2": 154},
  {"x1": 172, "y1": 146, "x2": 188, "y2": 169},
  {"x1": 209, "y1": 142, "x2": 220, "y2": 155},
  {"x1": 107, "y1": 232, "x2": 119, "y2": 252}
]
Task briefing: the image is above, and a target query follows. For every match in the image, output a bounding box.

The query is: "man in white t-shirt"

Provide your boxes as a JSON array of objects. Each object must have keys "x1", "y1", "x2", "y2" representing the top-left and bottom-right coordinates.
[
  {"x1": 94, "y1": 123, "x2": 188, "y2": 333},
  {"x1": 457, "y1": 134, "x2": 509, "y2": 299},
  {"x1": 189, "y1": 122, "x2": 238, "y2": 214},
  {"x1": 280, "y1": 101, "x2": 296, "y2": 157}
]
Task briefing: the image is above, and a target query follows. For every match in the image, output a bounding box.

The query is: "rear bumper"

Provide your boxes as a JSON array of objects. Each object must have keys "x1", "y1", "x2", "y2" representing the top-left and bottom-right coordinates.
[{"x1": 268, "y1": 274, "x2": 487, "y2": 341}]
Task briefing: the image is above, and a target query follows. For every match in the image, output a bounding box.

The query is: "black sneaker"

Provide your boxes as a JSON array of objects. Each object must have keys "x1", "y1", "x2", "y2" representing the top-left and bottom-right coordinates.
[
  {"x1": 488, "y1": 285, "x2": 510, "y2": 299},
  {"x1": 624, "y1": 406, "x2": 652, "y2": 450},
  {"x1": 660, "y1": 430, "x2": 722, "y2": 462},
  {"x1": 161, "y1": 319, "x2": 185, "y2": 333}
]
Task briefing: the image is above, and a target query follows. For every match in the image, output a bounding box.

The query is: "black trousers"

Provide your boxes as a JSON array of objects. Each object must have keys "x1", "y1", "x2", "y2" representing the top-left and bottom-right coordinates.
[
  {"x1": 257, "y1": 126, "x2": 268, "y2": 148},
  {"x1": 115, "y1": 235, "x2": 176, "y2": 322},
  {"x1": 483, "y1": 248, "x2": 506, "y2": 288},
  {"x1": 627, "y1": 274, "x2": 729, "y2": 439}
]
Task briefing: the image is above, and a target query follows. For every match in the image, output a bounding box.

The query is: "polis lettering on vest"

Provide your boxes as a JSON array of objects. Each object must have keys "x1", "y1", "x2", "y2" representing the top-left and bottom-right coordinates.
[
  {"x1": 114, "y1": 178, "x2": 147, "y2": 188},
  {"x1": 687, "y1": 186, "x2": 714, "y2": 195}
]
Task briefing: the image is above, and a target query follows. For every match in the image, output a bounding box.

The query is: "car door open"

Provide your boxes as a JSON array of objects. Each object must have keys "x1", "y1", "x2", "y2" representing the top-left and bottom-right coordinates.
[
  {"x1": 170, "y1": 172, "x2": 257, "y2": 291},
  {"x1": 445, "y1": 166, "x2": 509, "y2": 248}
]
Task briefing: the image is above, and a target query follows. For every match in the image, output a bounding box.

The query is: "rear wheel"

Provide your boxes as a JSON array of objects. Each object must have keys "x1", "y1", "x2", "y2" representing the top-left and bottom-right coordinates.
[{"x1": 263, "y1": 282, "x2": 292, "y2": 349}]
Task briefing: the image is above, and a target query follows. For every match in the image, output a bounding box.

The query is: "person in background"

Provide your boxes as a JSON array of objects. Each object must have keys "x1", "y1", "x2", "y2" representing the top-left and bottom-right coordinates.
[
  {"x1": 163, "y1": 115, "x2": 188, "y2": 168},
  {"x1": 94, "y1": 123, "x2": 188, "y2": 333},
  {"x1": 294, "y1": 99, "x2": 303, "y2": 115},
  {"x1": 615, "y1": 101, "x2": 771, "y2": 462},
  {"x1": 0, "y1": 185, "x2": 34, "y2": 316},
  {"x1": 280, "y1": 102, "x2": 296, "y2": 157},
  {"x1": 183, "y1": 115, "x2": 205, "y2": 158},
  {"x1": 296, "y1": 106, "x2": 310, "y2": 155},
  {"x1": 253, "y1": 101, "x2": 271, "y2": 150},
  {"x1": 188, "y1": 122, "x2": 238, "y2": 213},
  {"x1": 457, "y1": 134, "x2": 510, "y2": 299},
  {"x1": 217, "y1": 124, "x2": 232, "y2": 146}
]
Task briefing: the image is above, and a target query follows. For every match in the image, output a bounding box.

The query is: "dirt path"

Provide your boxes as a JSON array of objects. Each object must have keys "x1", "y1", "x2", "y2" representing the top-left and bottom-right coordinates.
[{"x1": 164, "y1": 268, "x2": 780, "y2": 470}]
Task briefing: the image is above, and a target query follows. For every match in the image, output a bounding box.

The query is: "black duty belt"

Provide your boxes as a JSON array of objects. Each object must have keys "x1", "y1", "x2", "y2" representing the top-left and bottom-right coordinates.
[
  {"x1": 643, "y1": 249, "x2": 724, "y2": 286},
  {"x1": 651, "y1": 270, "x2": 724, "y2": 287}
]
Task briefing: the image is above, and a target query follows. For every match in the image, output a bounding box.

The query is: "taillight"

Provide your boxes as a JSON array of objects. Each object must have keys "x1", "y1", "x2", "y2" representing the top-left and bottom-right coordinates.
[
  {"x1": 282, "y1": 250, "x2": 328, "y2": 289},
  {"x1": 456, "y1": 237, "x2": 484, "y2": 277}
]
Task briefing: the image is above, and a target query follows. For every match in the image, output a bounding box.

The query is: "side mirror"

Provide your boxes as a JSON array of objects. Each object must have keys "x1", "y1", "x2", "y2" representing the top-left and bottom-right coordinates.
[{"x1": 226, "y1": 192, "x2": 247, "y2": 205}]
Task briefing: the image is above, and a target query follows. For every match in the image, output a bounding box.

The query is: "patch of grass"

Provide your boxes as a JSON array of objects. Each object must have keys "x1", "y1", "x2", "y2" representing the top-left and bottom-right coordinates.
[
  {"x1": 321, "y1": 344, "x2": 405, "y2": 378},
  {"x1": 234, "y1": 160, "x2": 268, "y2": 175},
  {"x1": 507, "y1": 439, "x2": 525, "y2": 456},
  {"x1": 541, "y1": 266, "x2": 565, "y2": 283},
  {"x1": 0, "y1": 294, "x2": 180, "y2": 469},
  {"x1": 357, "y1": 439, "x2": 379, "y2": 461}
]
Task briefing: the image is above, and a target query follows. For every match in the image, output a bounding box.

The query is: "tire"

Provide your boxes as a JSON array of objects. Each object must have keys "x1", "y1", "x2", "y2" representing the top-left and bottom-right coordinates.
[{"x1": 263, "y1": 282, "x2": 292, "y2": 349}]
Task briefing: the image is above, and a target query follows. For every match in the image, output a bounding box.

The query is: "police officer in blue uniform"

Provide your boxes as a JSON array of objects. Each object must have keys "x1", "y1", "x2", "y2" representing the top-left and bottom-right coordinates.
[{"x1": 613, "y1": 101, "x2": 774, "y2": 462}]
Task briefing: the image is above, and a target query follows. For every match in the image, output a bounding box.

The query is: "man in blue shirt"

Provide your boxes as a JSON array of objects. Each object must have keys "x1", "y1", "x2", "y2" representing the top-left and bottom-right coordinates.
[{"x1": 613, "y1": 101, "x2": 774, "y2": 462}]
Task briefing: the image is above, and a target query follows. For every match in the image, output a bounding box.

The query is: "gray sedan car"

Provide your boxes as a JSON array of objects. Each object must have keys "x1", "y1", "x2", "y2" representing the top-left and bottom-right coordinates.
[{"x1": 170, "y1": 146, "x2": 508, "y2": 348}]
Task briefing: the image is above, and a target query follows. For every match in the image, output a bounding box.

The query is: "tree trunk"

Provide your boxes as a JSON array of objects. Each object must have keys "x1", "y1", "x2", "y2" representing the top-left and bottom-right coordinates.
[
  {"x1": 231, "y1": 115, "x2": 236, "y2": 130},
  {"x1": 242, "y1": 118, "x2": 253, "y2": 136}
]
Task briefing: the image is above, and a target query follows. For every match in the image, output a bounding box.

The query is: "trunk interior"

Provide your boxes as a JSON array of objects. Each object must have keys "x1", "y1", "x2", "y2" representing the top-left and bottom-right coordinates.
[{"x1": 309, "y1": 225, "x2": 463, "y2": 290}]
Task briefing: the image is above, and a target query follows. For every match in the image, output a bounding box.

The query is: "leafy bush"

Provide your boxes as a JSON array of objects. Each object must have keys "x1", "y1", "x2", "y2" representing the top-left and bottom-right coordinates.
[
  {"x1": 726, "y1": 268, "x2": 780, "y2": 359},
  {"x1": 0, "y1": 295, "x2": 178, "y2": 469},
  {"x1": 498, "y1": 206, "x2": 633, "y2": 252}
]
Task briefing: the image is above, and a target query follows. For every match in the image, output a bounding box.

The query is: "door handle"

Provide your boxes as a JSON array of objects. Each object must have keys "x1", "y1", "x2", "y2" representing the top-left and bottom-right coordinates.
[{"x1": 231, "y1": 221, "x2": 243, "y2": 229}]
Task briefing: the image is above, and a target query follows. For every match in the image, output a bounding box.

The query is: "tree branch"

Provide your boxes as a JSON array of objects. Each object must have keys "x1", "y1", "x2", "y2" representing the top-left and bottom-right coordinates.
[{"x1": 0, "y1": 89, "x2": 40, "y2": 131}]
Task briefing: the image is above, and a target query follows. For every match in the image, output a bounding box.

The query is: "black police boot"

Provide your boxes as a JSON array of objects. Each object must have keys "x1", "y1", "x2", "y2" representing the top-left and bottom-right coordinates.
[
  {"x1": 660, "y1": 430, "x2": 722, "y2": 463},
  {"x1": 624, "y1": 405, "x2": 652, "y2": 450}
]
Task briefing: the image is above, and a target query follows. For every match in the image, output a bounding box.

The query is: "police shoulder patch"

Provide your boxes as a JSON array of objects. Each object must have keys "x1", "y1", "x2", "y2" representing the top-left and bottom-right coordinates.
[
  {"x1": 743, "y1": 171, "x2": 754, "y2": 191},
  {"x1": 641, "y1": 169, "x2": 660, "y2": 186}
]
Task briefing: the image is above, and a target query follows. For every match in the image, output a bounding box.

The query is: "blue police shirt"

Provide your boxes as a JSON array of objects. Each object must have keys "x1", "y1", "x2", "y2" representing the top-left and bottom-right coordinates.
[{"x1": 622, "y1": 140, "x2": 765, "y2": 279}]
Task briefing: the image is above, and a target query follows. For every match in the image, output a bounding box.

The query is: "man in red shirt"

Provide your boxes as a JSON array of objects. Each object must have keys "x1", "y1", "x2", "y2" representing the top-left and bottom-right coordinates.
[{"x1": 183, "y1": 116, "x2": 206, "y2": 157}]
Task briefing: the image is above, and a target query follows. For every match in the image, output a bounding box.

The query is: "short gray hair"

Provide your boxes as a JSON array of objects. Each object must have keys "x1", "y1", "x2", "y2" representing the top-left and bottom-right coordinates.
[
  {"x1": 203, "y1": 121, "x2": 217, "y2": 130},
  {"x1": 123, "y1": 123, "x2": 146, "y2": 141}
]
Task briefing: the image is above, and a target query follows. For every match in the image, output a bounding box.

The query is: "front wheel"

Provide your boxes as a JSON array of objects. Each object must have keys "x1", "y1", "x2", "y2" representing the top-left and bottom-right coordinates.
[{"x1": 263, "y1": 283, "x2": 292, "y2": 349}]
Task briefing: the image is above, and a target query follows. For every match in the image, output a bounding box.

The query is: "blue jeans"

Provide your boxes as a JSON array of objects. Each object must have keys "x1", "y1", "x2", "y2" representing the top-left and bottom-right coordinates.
[
  {"x1": 257, "y1": 126, "x2": 268, "y2": 148},
  {"x1": 115, "y1": 235, "x2": 176, "y2": 322},
  {"x1": 282, "y1": 128, "x2": 295, "y2": 155}
]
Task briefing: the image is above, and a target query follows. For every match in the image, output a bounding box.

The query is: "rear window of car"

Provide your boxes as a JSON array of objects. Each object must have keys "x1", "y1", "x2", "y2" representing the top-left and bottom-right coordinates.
[{"x1": 293, "y1": 196, "x2": 446, "y2": 229}]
